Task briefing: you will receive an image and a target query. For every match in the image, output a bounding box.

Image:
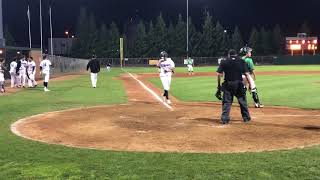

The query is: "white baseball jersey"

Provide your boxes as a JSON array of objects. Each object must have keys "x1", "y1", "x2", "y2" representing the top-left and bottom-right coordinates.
[
  {"x1": 0, "y1": 64, "x2": 5, "y2": 81},
  {"x1": 40, "y1": 59, "x2": 52, "y2": 74},
  {"x1": 158, "y1": 58, "x2": 175, "y2": 77},
  {"x1": 10, "y1": 61, "x2": 17, "y2": 73},
  {"x1": 27, "y1": 61, "x2": 36, "y2": 73},
  {"x1": 20, "y1": 59, "x2": 28, "y2": 71}
]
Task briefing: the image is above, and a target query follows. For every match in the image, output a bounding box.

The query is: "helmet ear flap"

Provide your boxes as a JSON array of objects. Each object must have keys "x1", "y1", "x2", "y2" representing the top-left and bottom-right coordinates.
[{"x1": 160, "y1": 51, "x2": 168, "y2": 58}]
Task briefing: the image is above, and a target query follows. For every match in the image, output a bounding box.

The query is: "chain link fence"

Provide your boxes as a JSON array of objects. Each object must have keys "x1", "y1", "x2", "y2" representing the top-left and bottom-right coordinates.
[
  {"x1": 48, "y1": 56, "x2": 89, "y2": 75},
  {"x1": 98, "y1": 56, "x2": 278, "y2": 67},
  {"x1": 3, "y1": 55, "x2": 89, "y2": 79}
]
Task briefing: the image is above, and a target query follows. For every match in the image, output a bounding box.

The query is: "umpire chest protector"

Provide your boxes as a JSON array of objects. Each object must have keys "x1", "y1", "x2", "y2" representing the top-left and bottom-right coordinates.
[{"x1": 217, "y1": 56, "x2": 248, "y2": 82}]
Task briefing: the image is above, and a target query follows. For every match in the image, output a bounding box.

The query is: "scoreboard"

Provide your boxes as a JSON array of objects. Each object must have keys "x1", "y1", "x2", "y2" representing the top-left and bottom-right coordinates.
[{"x1": 286, "y1": 33, "x2": 317, "y2": 55}]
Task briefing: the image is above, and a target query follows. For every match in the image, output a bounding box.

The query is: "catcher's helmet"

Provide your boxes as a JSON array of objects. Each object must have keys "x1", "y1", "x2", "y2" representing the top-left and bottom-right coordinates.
[
  {"x1": 160, "y1": 51, "x2": 168, "y2": 58},
  {"x1": 239, "y1": 47, "x2": 253, "y2": 56}
]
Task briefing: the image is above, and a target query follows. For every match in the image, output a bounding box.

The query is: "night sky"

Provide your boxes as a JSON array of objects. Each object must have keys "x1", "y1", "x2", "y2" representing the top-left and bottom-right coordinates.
[{"x1": 3, "y1": 0, "x2": 320, "y2": 48}]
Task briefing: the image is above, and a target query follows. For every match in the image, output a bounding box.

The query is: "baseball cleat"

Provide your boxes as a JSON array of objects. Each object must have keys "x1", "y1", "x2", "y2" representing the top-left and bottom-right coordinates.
[
  {"x1": 255, "y1": 103, "x2": 264, "y2": 108},
  {"x1": 44, "y1": 88, "x2": 51, "y2": 92},
  {"x1": 167, "y1": 100, "x2": 172, "y2": 104}
]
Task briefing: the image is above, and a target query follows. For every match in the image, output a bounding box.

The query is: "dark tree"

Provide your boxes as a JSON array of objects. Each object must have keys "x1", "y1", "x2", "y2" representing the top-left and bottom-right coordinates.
[
  {"x1": 300, "y1": 21, "x2": 311, "y2": 35},
  {"x1": 231, "y1": 26, "x2": 244, "y2": 51},
  {"x1": 107, "y1": 22, "x2": 120, "y2": 58},
  {"x1": 4, "y1": 26, "x2": 15, "y2": 46},
  {"x1": 71, "y1": 8, "x2": 89, "y2": 58},
  {"x1": 146, "y1": 21, "x2": 156, "y2": 57},
  {"x1": 272, "y1": 25, "x2": 285, "y2": 54},
  {"x1": 188, "y1": 17, "x2": 201, "y2": 57},
  {"x1": 249, "y1": 27, "x2": 261, "y2": 54},
  {"x1": 173, "y1": 14, "x2": 187, "y2": 56},
  {"x1": 261, "y1": 27, "x2": 273, "y2": 55},
  {"x1": 87, "y1": 14, "x2": 98, "y2": 57},
  {"x1": 96, "y1": 24, "x2": 109, "y2": 57},
  {"x1": 200, "y1": 11, "x2": 215, "y2": 56},
  {"x1": 215, "y1": 21, "x2": 226, "y2": 56},
  {"x1": 153, "y1": 13, "x2": 168, "y2": 56},
  {"x1": 132, "y1": 21, "x2": 148, "y2": 57}
]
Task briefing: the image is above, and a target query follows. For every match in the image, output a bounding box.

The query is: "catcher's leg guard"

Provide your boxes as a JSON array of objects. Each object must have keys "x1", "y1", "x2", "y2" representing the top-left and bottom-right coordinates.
[
  {"x1": 251, "y1": 88, "x2": 264, "y2": 108},
  {"x1": 0, "y1": 82, "x2": 5, "y2": 93}
]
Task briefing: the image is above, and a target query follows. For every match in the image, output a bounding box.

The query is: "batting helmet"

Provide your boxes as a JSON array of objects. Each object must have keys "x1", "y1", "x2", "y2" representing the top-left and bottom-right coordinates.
[{"x1": 160, "y1": 51, "x2": 168, "y2": 58}]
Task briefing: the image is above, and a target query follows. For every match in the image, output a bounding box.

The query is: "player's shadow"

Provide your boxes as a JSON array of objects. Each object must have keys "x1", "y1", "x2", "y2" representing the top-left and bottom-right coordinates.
[
  {"x1": 192, "y1": 118, "x2": 222, "y2": 124},
  {"x1": 303, "y1": 126, "x2": 320, "y2": 132}
]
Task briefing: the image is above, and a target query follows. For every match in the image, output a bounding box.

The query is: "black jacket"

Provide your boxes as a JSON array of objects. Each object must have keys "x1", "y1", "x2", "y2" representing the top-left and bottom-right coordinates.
[{"x1": 87, "y1": 59, "x2": 100, "y2": 73}]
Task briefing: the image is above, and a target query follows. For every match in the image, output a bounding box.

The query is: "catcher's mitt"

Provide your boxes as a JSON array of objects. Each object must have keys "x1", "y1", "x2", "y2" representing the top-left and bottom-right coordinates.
[{"x1": 215, "y1": 86, "x2": 222, "y2": 100}]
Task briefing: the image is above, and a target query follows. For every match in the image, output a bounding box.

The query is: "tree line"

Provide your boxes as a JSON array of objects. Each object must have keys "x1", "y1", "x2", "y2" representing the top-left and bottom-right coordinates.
[{"x1": 69, "y1": 8, "x2": 310, "y2": 58}]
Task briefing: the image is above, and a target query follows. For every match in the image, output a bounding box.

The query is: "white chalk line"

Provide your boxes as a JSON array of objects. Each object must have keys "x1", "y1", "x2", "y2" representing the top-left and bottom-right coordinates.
[{"x1": 123, "y1": 70, "x2": 173, "y2": 111}]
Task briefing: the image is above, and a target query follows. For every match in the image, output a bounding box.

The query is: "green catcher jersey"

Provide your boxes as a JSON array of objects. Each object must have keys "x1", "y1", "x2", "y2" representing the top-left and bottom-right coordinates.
[{"x1": 243, "y1": 57, "x2": 255, "y2": 72}]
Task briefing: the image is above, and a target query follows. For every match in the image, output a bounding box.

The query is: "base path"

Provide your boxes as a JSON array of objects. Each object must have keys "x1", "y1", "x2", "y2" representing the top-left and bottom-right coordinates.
[{"x1": 11, "y1": 72, "x2": 320, "y2": 153}]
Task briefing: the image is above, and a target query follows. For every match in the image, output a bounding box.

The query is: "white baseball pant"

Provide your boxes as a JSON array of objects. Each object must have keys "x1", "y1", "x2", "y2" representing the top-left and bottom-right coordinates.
[{"x1": 91, "y1": 73, "x2": 98, "y2": 87}]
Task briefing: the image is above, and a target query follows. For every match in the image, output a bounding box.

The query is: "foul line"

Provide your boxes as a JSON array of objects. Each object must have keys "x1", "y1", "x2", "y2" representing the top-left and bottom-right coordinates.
[{"x1": 124, "y1": 70, "x2": 173, "y2": 111}]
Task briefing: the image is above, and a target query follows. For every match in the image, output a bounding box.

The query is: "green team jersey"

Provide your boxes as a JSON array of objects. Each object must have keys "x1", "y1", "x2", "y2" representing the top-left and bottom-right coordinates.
[
  {"x1": 243, "y1": 57, "x2": 255, "y2": 72},
  {"x1": 187, "y1": 58, "x2": 193, "y2": 65}
]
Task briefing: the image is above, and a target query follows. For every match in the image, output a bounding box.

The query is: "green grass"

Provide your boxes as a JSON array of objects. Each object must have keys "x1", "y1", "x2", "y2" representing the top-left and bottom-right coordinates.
[
  {"x1": 124, "y1": 65, "x2": 320, "y2": 74},
  {"x1": 149, "y1": 74, "x2": 320, "y2": 109},
  {"x1": 0, "y1": 67, "x2": 320, "y2": 179}
]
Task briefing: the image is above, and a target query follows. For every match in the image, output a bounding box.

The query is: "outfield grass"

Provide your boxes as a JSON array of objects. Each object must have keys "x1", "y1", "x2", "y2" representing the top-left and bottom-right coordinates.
[
  {"x1": 125, "y1": 65, "x2": 320, "y2": 74},
  {"x1": 149, "y1": 74, "x2": 320, "y2": 109},
  {"x1": 0, "y1": 67, "x2": 319, "y2": 179}
]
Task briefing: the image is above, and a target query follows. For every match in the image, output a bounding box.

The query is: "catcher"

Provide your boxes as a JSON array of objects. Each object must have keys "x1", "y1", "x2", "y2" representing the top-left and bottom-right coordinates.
[{"x1": 239, "y1": 47, "x2": 264, "y2": 108}]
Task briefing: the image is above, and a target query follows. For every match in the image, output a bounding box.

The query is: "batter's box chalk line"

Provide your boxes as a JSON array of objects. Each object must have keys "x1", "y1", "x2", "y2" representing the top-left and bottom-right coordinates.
[{"x1": 123, "y1": 70, "x2": 173, "y2": 111}]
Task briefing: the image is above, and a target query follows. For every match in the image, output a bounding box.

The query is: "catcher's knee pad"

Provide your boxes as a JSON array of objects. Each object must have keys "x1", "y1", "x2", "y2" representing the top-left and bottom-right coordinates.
[{"x1": 251, "y1": 87, "x2": 258, "y2": 93}]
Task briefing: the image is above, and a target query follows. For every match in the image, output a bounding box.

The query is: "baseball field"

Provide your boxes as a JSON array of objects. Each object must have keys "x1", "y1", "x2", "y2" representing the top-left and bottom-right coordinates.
[{"x1": 1, "y1": 65, "x2": 320, "y2": 179}]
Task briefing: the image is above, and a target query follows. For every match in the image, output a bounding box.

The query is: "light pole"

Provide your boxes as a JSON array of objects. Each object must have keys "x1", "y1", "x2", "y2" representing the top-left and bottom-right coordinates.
[
  {"x1": 186, "y1": 0, "x2": 189, "y2": 58},
  {"x1": 49, "y1": 5, "x2": 53, "y2": 57},
  {"x1": 0, "y1": 0, "x2": 5, "y2": 48},
  {"x1": 39, "y1": 0, "x2": 43, "y2": 55}
]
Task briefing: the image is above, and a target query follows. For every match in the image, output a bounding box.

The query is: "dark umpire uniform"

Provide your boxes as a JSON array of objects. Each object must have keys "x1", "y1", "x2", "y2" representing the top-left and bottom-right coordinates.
[{"x1": 217, "y1": 50, "x2": 252, "y2": 124}]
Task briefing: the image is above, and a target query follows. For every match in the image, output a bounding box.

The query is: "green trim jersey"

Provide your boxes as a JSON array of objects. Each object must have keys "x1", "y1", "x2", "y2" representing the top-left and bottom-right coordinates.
[
  {"x1": 186, "y1": 58, "x2": 193, "y2": 65},
  {"x1": 243, "y1": 57, "x2": 255, "y2": 73}
]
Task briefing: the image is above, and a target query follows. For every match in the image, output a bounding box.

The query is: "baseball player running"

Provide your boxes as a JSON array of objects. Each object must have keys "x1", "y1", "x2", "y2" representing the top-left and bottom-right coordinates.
[
  {"x1": 18, "y1": 55, "x2": 28, "y2": 88},
  {"x1": 9, "y1": 57, "x2": 18, "y2": 88},
  {"x1": 40, "y1": 55, "x2": 52, "y2": 92},
  {"x1": 0, "y1": 58, "x2": 6, "y2": 93},
  {"x1": 240, "y1": 47, "x2": 264, "y2": 108},
  {"x1": 157, "y1": 51, "x2": 175, "y2": 104},
  {"x1": 27, "y1": 57, "x2": 38, "y2": 88}
]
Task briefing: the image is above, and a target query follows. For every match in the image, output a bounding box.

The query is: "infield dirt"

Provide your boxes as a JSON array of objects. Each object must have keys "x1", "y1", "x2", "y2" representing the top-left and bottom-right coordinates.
[{"x1": 12, "y1": 72, "x2": 320, "y2": 153}]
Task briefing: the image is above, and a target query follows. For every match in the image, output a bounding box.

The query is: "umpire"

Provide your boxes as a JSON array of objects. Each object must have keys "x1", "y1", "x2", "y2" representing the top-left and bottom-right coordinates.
[{"x1": 216, "y1": 49, "x2": 253, "y2": 124}]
